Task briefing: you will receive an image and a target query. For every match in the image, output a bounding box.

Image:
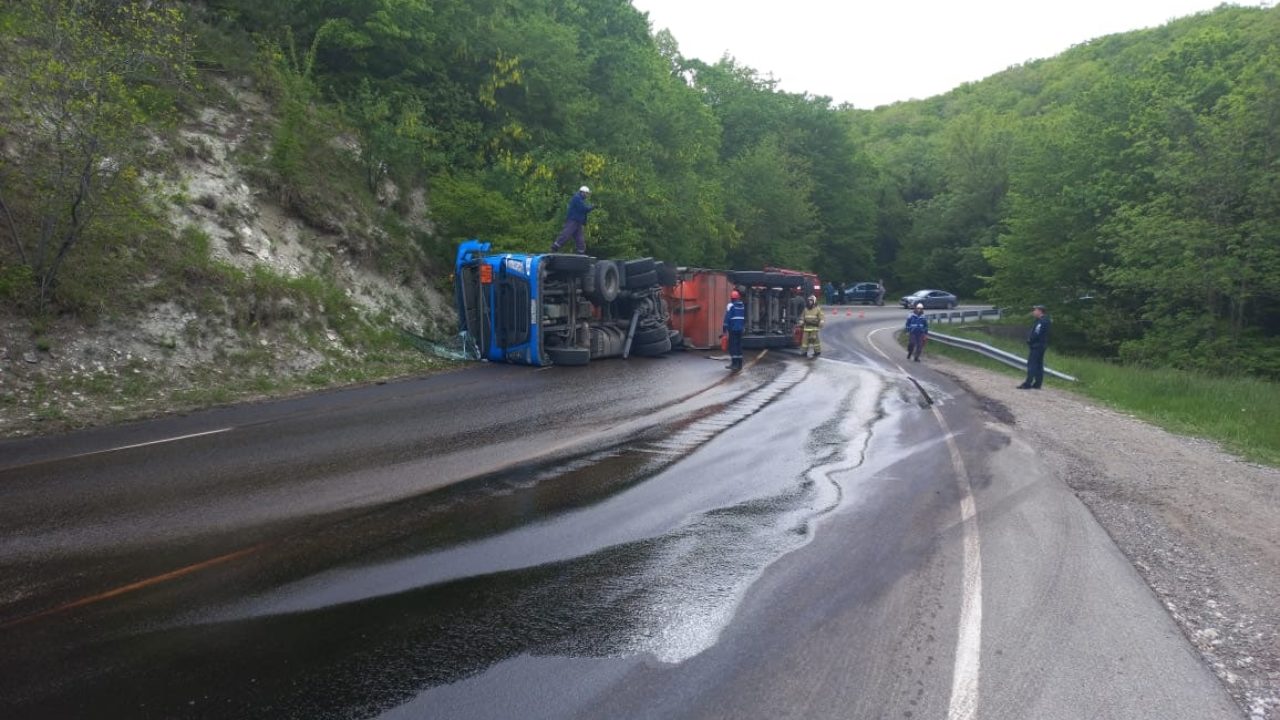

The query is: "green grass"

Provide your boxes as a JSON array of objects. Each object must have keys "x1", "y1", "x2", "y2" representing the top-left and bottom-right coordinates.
[{"x1": 923, "y1": 323, "x2": 1280, "y2": 467}]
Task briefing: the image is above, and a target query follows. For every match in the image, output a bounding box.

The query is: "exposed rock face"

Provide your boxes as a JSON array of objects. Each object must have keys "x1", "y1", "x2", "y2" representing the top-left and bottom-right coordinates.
[{"x1": 0, "y1": 76, "x2": 455, "y2": 438}]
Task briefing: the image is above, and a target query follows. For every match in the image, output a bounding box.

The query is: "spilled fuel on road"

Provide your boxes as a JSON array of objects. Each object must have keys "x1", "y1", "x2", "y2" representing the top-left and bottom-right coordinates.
[{"x1": 2, "y1": 358, "x2": 902, "y2": 719}]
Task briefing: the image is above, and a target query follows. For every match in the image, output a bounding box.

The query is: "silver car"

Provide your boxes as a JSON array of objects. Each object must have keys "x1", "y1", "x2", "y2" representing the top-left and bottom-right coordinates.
[{"x1": 900, "y1": 289, "x2": 958, "y2": 309}]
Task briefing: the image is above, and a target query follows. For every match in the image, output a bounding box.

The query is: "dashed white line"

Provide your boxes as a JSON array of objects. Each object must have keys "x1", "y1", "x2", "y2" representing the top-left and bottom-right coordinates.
[{"x1": 74, "y1": 428, "x2": 233, "y2": 459}]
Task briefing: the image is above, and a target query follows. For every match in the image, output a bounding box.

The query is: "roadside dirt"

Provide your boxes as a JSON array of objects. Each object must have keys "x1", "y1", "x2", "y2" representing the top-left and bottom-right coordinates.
[{"x1": 936, "y1": 358, "x2": 1280, "y2": 720}]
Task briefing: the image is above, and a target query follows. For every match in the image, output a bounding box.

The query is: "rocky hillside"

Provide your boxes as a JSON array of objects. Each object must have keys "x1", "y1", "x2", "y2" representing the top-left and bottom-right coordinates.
[{"x1": 0, "y1": 74, "x2": 458, "y2": 440}]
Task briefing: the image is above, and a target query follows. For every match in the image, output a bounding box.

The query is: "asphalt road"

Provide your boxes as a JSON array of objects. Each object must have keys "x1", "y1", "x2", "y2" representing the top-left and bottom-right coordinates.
[{"x1": 0, "y1": 306, "x2": 1243, "y2": 719}]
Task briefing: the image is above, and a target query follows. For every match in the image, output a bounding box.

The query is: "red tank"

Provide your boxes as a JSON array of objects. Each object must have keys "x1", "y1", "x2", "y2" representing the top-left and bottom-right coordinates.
[{"x1": 663, "y1": 267, "x2": 820, "y2": 350}]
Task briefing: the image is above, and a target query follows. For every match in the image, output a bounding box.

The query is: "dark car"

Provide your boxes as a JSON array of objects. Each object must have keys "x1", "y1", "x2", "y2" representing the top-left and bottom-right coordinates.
[
  {"x1": 900, "y1": 289, "x2": 958, "y2": 309},
  {"x1": 842, "y1": 282, "x2": 885, "y2": 306}
]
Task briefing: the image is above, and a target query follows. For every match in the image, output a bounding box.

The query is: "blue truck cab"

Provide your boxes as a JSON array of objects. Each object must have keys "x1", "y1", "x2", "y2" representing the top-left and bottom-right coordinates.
[{"x1": 454, "y1": 240, "x2": 675, "y2": 367}]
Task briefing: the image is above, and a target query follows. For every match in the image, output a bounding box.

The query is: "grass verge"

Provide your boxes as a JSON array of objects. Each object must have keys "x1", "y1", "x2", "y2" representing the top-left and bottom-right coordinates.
[{"x1": 921, "y1": 323, "x2": 1280, "y2": 468}]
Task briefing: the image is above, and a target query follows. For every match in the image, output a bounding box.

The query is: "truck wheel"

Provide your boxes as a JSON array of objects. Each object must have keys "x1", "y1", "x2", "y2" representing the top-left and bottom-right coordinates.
[
  {"x1": 590, "y1": 261, "x2": 620, "y2": 303},
  {"x1": 542, "y1": 254, "x2": 592, "y2": 275},
  {"x1": 623, "y1": 257, "x2": 656, "y2": 276},
  {"x1": 548, "y1": 346, "x2": 590, "y2": 366},
  {"x1": 668, "y1": 330, "x2": 684, "y2": 348},
  {"x1": 624, "y1": 269, "x2": 658, "y2": 289},
  {"x1": 633, "y1": 324, "x2": 669, "y2": 345},
  {"x1": 631, "y1": 336, "x2": 672, "y2": 356}
]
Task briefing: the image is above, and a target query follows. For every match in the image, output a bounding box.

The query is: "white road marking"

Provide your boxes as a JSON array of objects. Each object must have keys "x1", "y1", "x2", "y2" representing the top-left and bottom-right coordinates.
[
  {"x1": 73, "y1": 428, "x2": 233, "y2": 459},
  {"x1": 867, "y1": 325, "x2": 983, "y2": 720},
  {"x1": 936, "y1": 410, "x2": 983, "y2": 720}
]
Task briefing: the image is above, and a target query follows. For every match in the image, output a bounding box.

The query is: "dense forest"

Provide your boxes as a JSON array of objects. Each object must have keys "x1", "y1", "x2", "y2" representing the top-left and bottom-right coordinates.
[{"x1": 1, "y1": 0, "x2": 1277, "y2": 378}]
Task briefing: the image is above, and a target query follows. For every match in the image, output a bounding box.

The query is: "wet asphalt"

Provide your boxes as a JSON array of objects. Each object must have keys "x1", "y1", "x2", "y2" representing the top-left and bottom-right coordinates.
[{"x1": 0, "y1": 308, "x2": 1244, "y2": 719}]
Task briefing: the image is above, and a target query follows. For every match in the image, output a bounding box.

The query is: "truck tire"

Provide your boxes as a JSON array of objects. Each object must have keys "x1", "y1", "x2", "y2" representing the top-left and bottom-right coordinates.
[
  {"x1": 547, "y1": 346, "x2": 590, "y2": 366},
  {"x1": 633, "y1": 324, "x2": 669, "y2": 345},
  {"x1": 631, "y1": 335, "x2": 672, "y2": 356},
  {"x1": 668, "y1": 330, "x2": 684, "y2": 348},
  {"x1": 623, "y1": 257, "x2": 656, "y2": 277},
  {"x1": 589, "y1": 261, "x2": 621, "y2": 303},
  {"x1": 542, "y1": 254, "x2": 592, "y2": 275},
  {"x1": 624, "y1": 269, "x2": 658, "y2": 290}
]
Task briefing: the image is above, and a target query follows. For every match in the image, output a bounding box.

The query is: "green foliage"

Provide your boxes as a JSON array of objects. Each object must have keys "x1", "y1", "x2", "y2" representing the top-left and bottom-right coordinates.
[
  {"x1": 933, "y1": 325, "x2": 1280, "y2": 467},
  {"x1": 869, "y1": 4, "x2": 1280, "y2": 377},
  {"x1": 0, "y1": 263, "x2": 35, "y2": 310},
  {"x1": 344, "y1": 79, "x2": 439, "y2": 192},
  {"x1": 428, "y1": 172, "x2": 549, "y2": 251},
  {"x1": 0, "y1": 0, "x2": 195, "y2": 311},
  {"x1": 3, "y1": 0, "x2": 1273, "y2": 396}
]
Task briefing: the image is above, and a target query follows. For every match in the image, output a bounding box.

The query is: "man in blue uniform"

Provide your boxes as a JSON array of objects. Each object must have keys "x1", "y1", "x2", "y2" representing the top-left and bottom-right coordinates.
[
  {"x1": 722, "y1": 290, "x2": 746, "y2": 371},
  {"x1": 551, "y1": 186, "x2": 595, "y2": 254},
  {"x1": 905, "y1": 302, "x2": 928, "y2": 362},
  {"x1": 1018, "y1": 304, "x2": 1052, "y2": 389}
]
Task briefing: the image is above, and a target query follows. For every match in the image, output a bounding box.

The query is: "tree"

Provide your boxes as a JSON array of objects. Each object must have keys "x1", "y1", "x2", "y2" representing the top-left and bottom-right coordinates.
[{"x1": 0, "y1": 0, "x2": 193, "y2": 310}]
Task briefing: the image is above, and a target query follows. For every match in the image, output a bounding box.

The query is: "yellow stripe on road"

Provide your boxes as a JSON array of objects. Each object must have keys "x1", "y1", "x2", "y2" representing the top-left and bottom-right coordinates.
[{"x1": 0, "y1": 542, "x2": 269, "y2": 629}]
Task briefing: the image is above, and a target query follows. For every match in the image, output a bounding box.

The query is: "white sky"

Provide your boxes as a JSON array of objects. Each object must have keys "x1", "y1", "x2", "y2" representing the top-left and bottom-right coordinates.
[{"x1": 630, "y1": 0, "x2": 1272, "y2": 108}]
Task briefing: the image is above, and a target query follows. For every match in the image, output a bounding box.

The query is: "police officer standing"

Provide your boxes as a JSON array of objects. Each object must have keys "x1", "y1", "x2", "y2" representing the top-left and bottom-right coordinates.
[
  {"x1": 722, "y1": 289, "x2": 746, "y2": 372},
  {"x1": 1018, "y1": 304, "x2": 1051, "y2": 389}
]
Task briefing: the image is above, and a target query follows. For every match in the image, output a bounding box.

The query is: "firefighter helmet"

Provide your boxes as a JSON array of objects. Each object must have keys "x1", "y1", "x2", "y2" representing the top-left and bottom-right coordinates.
[{"x1": 730, "y1": 290, "x2": 741, "y2": 300}]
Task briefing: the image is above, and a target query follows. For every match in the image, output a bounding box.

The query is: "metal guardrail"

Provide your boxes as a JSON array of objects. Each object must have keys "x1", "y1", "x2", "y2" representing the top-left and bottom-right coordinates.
[{"x1": 910, "y1": 308, "x2": 1077, "y2": 382}]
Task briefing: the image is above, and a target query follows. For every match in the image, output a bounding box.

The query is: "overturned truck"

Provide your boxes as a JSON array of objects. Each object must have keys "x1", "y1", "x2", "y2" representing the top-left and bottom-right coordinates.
[{"x1": 454, "y1": 240, "x2": 680, "y2": 366}]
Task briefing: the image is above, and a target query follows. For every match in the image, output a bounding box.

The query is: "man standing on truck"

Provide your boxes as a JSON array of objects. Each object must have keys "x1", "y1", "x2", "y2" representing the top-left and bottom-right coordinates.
[
  {"x1": 905, "y1": 302, "x2": 929, "y2": 362},
  {"x1": 723, "y1": 290, "x2": 746, "y2": 372},
  {"x1": 802, "y1": 294, "x2": 824, "y2": 358},
  {"x1": 550, "y1": 186, "x2": 595, "y2": 254}
]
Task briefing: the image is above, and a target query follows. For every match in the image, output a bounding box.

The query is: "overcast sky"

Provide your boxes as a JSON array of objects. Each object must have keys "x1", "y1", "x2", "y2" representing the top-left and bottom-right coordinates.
[{"x1": 629, "y1": 1, "x2": 1272, "y2": 108}]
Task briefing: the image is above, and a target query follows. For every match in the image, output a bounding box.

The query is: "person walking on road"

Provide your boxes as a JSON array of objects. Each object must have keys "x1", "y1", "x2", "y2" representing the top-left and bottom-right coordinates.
[
  {"x1": 875, "y1": 278, "x2": 886, "y2": 306},
  {"x1": 801, "y1": 294, "x2": 824, "y2": 358},
  {"x1": 1018, "y1": 304, "x2": 1052, "y2": 389},
  {"x1": 723, "y1": 289, "x2": 746, "y2": 371},
  {"x1": 905, "y1": 302, "x2": 928, "y2": 362},
  {"x1": 550, "y1": 186, "x2": 595, "y2": 254}
]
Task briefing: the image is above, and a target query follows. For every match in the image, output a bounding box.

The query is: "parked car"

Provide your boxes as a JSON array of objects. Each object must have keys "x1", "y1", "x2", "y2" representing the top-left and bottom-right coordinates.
[
  {"x1": 842, "y1": 281, "x2": 884, "y2": 306},
  {"x1": 900, "y1": 289, "x2": 958, "y2": 309}
]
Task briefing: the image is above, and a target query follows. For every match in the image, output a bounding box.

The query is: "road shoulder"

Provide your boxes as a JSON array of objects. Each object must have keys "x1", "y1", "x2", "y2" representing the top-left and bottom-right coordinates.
[{"x1": 934, "y1": 358, "x2": 1280, "y2": 720}]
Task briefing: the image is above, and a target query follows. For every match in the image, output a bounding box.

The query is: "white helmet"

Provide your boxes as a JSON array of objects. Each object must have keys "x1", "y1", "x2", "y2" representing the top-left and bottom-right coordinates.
[
  {"x1": 915, "y1": 303, "x2": 924, "y2": 310},
  {"x1": 579, "y1": 185, "x2": 591, "y2": 194}
]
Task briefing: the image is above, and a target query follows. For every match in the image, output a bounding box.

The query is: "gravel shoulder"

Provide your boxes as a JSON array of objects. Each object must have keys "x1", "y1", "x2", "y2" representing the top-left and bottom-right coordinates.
[{"x1": 935, "y1": 357, "x2": 1280, "y2": 720}]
